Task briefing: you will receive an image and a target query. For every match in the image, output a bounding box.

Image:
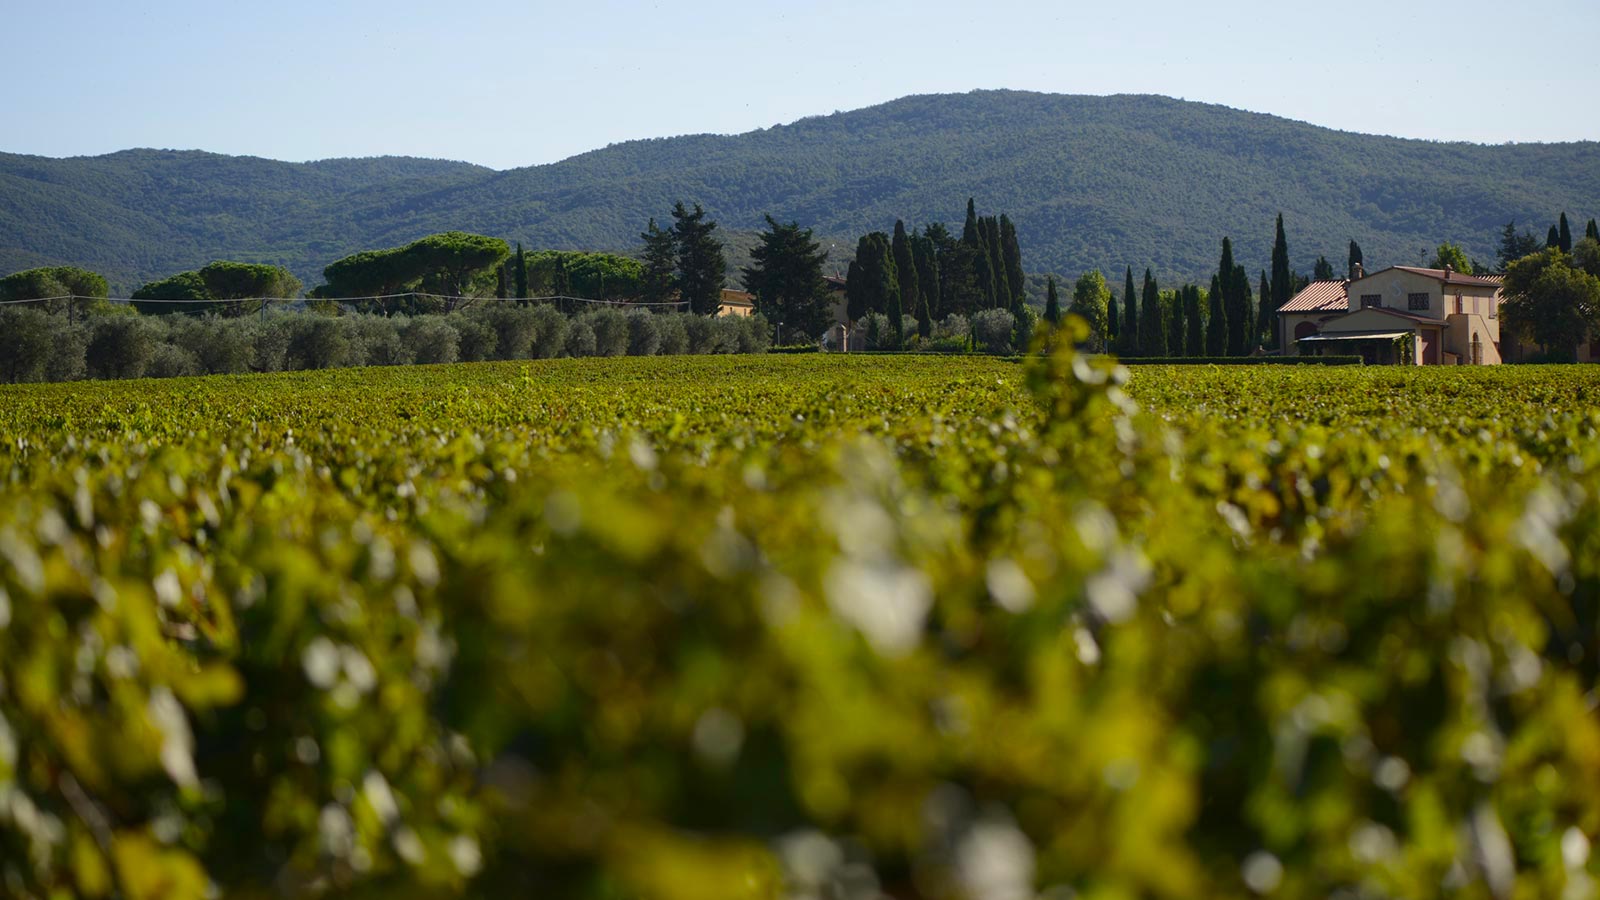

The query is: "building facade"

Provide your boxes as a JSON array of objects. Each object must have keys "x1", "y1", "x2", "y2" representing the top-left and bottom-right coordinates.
[{"x1": 1279, "y1": 265, "x2": 1504, "y2": 365}]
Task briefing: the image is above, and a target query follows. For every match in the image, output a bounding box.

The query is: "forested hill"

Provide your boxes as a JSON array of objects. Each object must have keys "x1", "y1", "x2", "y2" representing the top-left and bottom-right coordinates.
[{"x1": 4, "y1": 91, "x2": 1597, "y2": 292}]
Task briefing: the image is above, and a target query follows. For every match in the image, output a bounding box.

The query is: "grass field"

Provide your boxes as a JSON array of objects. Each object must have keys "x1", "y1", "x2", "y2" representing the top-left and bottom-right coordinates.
[{"x1": 3, "y1": 352, "x2": 1599, "y2": 899}]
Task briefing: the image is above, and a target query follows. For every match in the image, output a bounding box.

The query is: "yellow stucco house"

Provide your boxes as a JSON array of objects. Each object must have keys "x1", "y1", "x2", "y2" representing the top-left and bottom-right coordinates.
[
  {"x1": 1278, "y1": 264, "x2": 1504, "y2": 365},
  {"x1": 716, "y1": 288, "x2": 756, "y2": 318}
]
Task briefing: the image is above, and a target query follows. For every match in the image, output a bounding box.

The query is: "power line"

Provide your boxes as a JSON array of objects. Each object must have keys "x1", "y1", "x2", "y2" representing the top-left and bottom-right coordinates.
[{"x1": 0, "y1": 292, "x2": 691, "y2": 310}]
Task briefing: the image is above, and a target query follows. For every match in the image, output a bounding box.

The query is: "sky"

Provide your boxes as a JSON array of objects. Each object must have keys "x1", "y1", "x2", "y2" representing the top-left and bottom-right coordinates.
[{"x1": 3, "y1": 0, "x2": 1597, "y2": 171}]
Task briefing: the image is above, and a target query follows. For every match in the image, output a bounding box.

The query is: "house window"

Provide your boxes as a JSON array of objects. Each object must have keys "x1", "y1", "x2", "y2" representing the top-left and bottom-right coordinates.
[
  {"x1": 1471, "y1": 334, "x2": 1483, "y2": 365},
  {"x1": 1360, "y1": 294, "x2": 1382, "y2": 309},
  {"x1": 1455, "y1": 293, "x2": 1464, "y2": 314},
  {"x1": 1408, "y1": 292, "x2": 1430, "y2": 311}
]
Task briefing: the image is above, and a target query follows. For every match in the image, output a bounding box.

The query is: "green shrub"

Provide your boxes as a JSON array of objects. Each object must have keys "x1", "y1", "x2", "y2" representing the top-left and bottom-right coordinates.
[
  {"x1": 86, "y1": 315, "x2": 156, "y2": 379},
  {"x1": 587, "y1": 308, "x2": 630, "y2": 357},
  {"x1": 404, "y1": 317, "x2": 461, "y2": 365},
  {"x1": 656, "y1": 313, "x2": 689, "y2": 356},
  {"x1": 284, "y1": 315, "x2": 354, "y2": 370},
  {"x1": 564, "y1": 318, "x2": 596, "y2": 357},
  {"x1": 626, "y1": 310, "x2": 662, "y2": 357},
  {"x1": 529, "y1": 304, "x2": 568, "y2": 359},
  {"x1": 972, "y1": 308, "x2": 1016, "y2": 354},
  {"x1": 451, "y1": 316, "x2": 499, "y2": 362}
]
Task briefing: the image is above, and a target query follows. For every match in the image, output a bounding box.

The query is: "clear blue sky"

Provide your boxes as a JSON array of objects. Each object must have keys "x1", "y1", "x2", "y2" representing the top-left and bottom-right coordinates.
[{"x1": 4, "y1": 0, "x2": 1596, "y2": 170}]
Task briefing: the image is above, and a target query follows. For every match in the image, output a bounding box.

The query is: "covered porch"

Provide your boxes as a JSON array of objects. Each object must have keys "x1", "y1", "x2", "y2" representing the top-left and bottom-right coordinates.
[{"x1": 1296, "y1": 329, "x2": 1414, "y2": 365}]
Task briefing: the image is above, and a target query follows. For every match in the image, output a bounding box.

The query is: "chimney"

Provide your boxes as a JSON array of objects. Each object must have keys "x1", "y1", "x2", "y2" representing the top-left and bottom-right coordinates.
[
  {"x1": 1350, "y1": 261, "x2": 1364, "y2": 281},
  {"x1": 1443, "y1": 263, "x2": 1454, "y2": 278}
]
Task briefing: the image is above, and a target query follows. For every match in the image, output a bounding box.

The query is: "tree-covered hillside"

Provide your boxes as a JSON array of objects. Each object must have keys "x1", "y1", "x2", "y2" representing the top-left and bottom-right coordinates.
[{"x1": 3, "y1": 91, "x2": 1596, "y2": 293}]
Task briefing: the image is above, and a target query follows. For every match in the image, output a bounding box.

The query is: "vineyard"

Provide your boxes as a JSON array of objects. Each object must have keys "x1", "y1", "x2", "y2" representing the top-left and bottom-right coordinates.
[{"x1": 3, "y1": 341, "x2": 1600, "y2": 899}]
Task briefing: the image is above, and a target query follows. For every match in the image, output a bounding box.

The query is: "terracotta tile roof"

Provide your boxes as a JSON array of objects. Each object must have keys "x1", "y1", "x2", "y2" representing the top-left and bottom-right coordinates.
[
  {"x1": 1278, "y1": 280, "x2": 1349, "y2": 313},
  {"x1": 1388, "y1": 266, "x2": 1501, "y2": 287}
]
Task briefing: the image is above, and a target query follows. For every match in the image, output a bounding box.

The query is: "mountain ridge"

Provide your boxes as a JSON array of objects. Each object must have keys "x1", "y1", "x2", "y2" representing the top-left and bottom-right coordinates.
[{"x1": 3, "y1": 90, "x2": 1596, "y2": 294}]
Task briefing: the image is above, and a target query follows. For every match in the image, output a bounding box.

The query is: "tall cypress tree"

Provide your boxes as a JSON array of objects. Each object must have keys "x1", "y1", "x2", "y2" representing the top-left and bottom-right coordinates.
[
  {"x1": 1044, "y1": 276, "x2": 1061, "y2": 325},
  {"x1": 1234, "y1": 266, "x2": 1256, "y2": 355},
  {"x1": 514, "y1": 243, "x2": 528, "y2": 300},
  {"x1": 671, "y1": 202, "x2": 726, "y2": 315},
  {"x1": 1559, "y1": 213, "x2": 1574, "y2": 253},
  {"x1": 1138, "y1": 269, "x2": 1164, "y2": 357},
  {"x1": 743, "y1": 216, "x2": 832, "y2": 336},
  {"x1": 891, "y1": 220, "x2": 920, "y2": 335},
  {"x1": 1122, "y1": 266, "x2": 1139, "y2": 356},
  {"x1": 1166, "y1": 288, "x2": 1184, "y2": 356},
  {"x1": 1218, "y1": 238, "x2": 1238, "y2": 355},
  {"x1": 1588, "y1": 219, "x2": 1600, "y2": 242},
  {"x1": 1000, "y1": 214, "x2": 1025, "y2": 312},
  {"x1": 1184, "y1": 285, "x2": 1203, "y2": 355},
  {"x1": 1269, "y1": 214, "x2": 1291, "y2": 347},
  {"x1": 962, "y1": 199, "x2": 981, "y2": 248},
  {"x1": 848, "y1": 232, "x2": 899, "y2": 323},
  {"x1": 845, "y1": 258, "x2": 866, "y2": 324},
  {"x1": 1259, "y1": 271, "x2": 1272, "y2": 350},
  {"x1": 913, "y1": 232, "x2": 939, "y2": 335},
  {"x1": 1206, "y1": 275, "x2": 1227, "y2": 356},
  {"x1": 640, "y1": 218, "x2": 677, "y2": 305},
  {"x1": 973, "y1": 240, "x2": 996, "y2": 310},
  {"x1": 1107, "y1": 284, "x2": 1120, "y2": 341},
  {"x1": 1548, "y1": 224, "x2": 1561, "y2": 250},
  {"x1": 983, "y1": 217, "x2": 1010, "y2": 310},
  {"x1": 924, "y1": 222, "x2": 969, "y2": 317}
]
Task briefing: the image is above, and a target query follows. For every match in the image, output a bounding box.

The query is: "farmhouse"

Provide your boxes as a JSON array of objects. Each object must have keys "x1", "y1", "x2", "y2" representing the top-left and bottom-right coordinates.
[
  {"x1": 716, "y1": 288, "x2": 756, "y2": 317},
  {"x1": 1278, "y1": 264, "x2": 1504, "y2": 365}
]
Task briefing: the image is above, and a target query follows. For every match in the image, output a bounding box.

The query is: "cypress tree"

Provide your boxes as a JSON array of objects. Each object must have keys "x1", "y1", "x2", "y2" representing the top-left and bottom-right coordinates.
[
  {"x1": 886, "y1": 271, "x2": 904, "y2": 350},
  {"x1": 1587, "y1": 219, "x2": 1599, "y2": 242},
  {"x1": 671, "y1": 202, "x2": 726, "y2": 315},
  {"x1": 1166, "y1": 288, "x2": 1184, "y2": 356},
  {"x1": 983, "y1": 217, "x2": 1010, "y2": 310},
  {"x1": 974, "y1": 240, "x2": 996, "y2": 310},
  {"x1": 1122, "y1": 266, "x2": 1139, "y2": 356},
  {"x1": 513, "y1": 243, "x2": 528, "y2": 300},
  {"x1": 1348, "y1": 239, "x2": 1363, "y2": 276},
  {"x1": 1259, "y1": 271, "x2": 1272, "y2": 350},
  {"x1": 923, "y1": 222, "x2": 968, "y2": 317},
  {"x1": 1206, "y1": 275, "x2": 1227, "y2": 356},
  {"x1": 1233, "y1": 266, "x2": 1256, "y2": 355},
  {"x1": 1184, "y1": 285, "x2": 1203, "y2": 355},
  {"x1": 1218, "y1": 238, "x2": 1241, "y2": 355},
  {"x1": 848, "y1": 232, "x2": 900, "y2": 323},
  {"x1": 962, "y1": 199, "x2": 980, "y2": 246},
  {"x1": 743, "y1": 216, "x2": 832, "y2": 337},
  {"x1": 1107, "y1": 287, "x2": 1119, "y2": 340},
  {"x1": 1139, "y1": 269, "x2": 1164, "y2": 357},
  {"x1": 1269, "y1": 214, "x2": 1291, "y2": 346},
  {"x1": 913, "y1": 233, "x2": 938, "y2": 336},
  {"x1": 892, "y1": 220, "x2": 920, "y2": 336},
  {"x1": 1548, "y1": 224, "x2": 1561, "y2": 250},
  {"x1": 1559, "y1": 213, "x2": 1573, "y2": 253},
  {"x1": 845, "y1": 258, "x2": 866, "y2": 324},
  {"x1": 640, "y1": 218, "x2": 677, "y2": 305},
  {"x1": 1044, "y1": 275, "x2": 1061, "y2": 325},
  {"x1": 1000, "y1": 215, "x2": 1025, "y2": 312}
]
